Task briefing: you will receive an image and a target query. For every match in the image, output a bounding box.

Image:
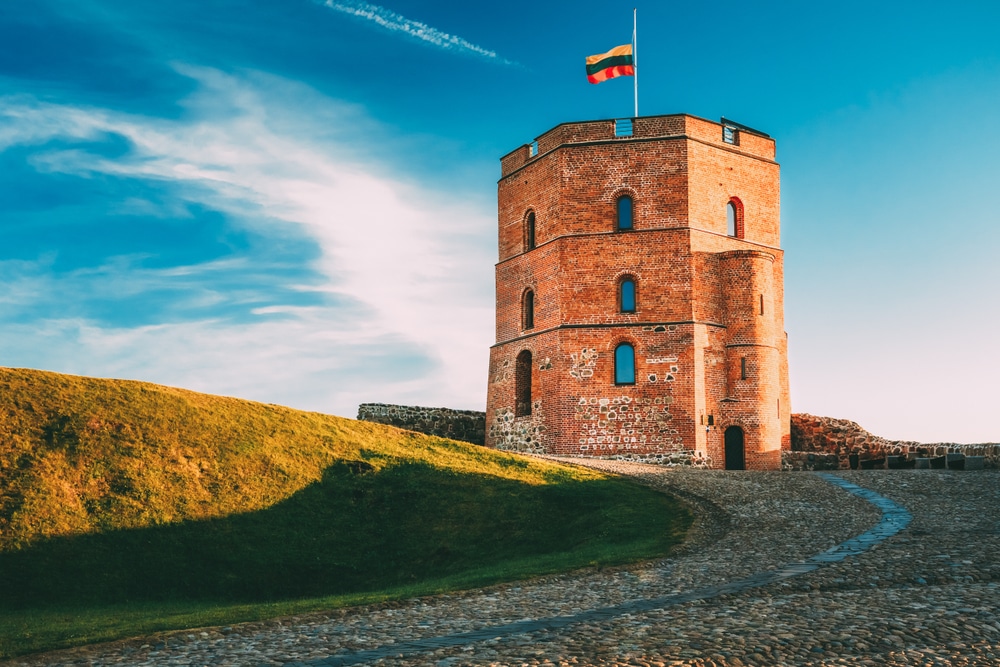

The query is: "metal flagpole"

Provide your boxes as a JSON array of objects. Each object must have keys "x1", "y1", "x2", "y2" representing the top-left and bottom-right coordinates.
[{"x1": 633, "y1": 7, "x2": 638, "y2": 117}]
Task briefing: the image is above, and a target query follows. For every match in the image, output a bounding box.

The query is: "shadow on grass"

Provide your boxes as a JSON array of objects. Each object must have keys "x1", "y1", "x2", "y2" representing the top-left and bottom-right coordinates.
[{"x1": 2, "y1": 459, "x2": 686, "y2": 610}]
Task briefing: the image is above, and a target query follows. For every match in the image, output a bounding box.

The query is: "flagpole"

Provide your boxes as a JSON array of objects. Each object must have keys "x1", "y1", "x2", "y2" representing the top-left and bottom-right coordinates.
[{"x1": 633, "y1": 7, "x2": 638, "y2": 118}]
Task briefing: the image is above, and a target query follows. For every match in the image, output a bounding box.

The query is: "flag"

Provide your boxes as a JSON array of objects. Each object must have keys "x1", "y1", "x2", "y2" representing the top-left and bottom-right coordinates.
[{"x1": 585, "y1": 44, "x2": 634, "y2": 84}]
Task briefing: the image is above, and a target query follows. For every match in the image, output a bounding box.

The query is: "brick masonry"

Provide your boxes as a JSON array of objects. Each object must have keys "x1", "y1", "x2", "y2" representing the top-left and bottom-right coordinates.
[
  {"x1": 486, "y1": 114, "x2": 791, "y2": 469},
  {"x1": 356, "y1": 403, "x2": 486, "y2": 446}
]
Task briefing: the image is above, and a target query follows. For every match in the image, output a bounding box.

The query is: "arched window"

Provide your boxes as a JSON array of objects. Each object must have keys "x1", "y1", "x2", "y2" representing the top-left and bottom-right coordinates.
[
  {"x1": 619, "y1": 277, "x2": 636, "y2": 313},
  {"x1": 515, "y1": 350, "x2": 532, "y2": 416},
  {"x1": 525, "y1": 211, "x2": 536, "y2": 251},
  {"x1": 616, "y1": 195, "x2": 633, "y2": 231},
  {"x1": 522, "y1": 289, "x2": 534, "y2": 330},
  {"x1": 727, "y1": 198, "x2": 744, "y2": 239},
  {"x1": 614, "y1": 343, "x2": 635, "y2": 385}
]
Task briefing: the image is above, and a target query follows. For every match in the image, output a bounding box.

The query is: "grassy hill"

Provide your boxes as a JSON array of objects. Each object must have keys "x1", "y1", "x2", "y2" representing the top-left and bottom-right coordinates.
[{"x1": 0, "y1": 367, "x2": 690, "y2": 658}]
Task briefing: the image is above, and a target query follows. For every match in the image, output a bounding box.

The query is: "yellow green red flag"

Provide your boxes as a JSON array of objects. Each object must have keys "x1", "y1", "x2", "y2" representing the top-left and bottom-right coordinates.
[{"x1": 585, "y1": 44, "x2": 634, "y2": 84}]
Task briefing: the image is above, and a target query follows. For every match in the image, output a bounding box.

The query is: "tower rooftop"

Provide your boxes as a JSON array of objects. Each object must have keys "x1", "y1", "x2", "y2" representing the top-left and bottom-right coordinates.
[{"x1": 501, "y1": 114, "x2": 775, "y2": 178}]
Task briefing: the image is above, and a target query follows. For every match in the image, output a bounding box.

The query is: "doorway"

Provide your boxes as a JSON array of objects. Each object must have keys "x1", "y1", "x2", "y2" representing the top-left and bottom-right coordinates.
[{"x1": 724, "y1": 426, "x2": 745, "y2": 470}]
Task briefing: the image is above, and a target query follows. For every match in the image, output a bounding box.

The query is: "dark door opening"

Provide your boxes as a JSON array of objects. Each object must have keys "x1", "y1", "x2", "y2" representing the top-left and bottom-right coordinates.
[{"x1": 724, "y1": 426, "x2": 745, "y2": 470}]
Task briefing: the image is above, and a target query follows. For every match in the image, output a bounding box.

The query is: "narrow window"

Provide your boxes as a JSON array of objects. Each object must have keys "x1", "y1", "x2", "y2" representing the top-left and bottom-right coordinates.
[
  {"x1": 615, "y1": 343, "x2": 636, "y2": 385},
  {"x1": 723, "y1": 125, "x2": 739, "y2": 145},
  {"x1": 759, "y1": 294, "x2": 764, "y2": 315},
  {"x1": 523, "y1": 290, "x2": 535, "y2": 330},
  {"x1": 727, "y1": 197, "x2": 744, "y2": 239},
  {"x1": 525, "y1": 211, "x2": 536, "y2": 251},
  {"x1": 617, "y1": 196, "x2": 633, "y2": 231},
  {"x1": 620, "y1": 278, "x2": 636, "y2": 313},
  {"x1": 515, "y1": 350, "x2": 532, "y2": 416},
  {"x1": 740, "y1": 356, "x2": 747, "y2": 380}
]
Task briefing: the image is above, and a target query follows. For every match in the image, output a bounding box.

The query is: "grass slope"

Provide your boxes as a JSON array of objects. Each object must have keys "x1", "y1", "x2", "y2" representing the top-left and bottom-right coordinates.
[{"x1": 0, "y1": 368, "x2": 690, "y2": 658}]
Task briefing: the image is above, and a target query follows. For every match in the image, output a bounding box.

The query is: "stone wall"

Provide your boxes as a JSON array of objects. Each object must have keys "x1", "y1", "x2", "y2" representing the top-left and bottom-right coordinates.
[
  {"x1": 357, "y1": 405, "x2": 998, "y2": 471},
  {"x1": 356, "y1": 404, "x2": 486, "y2": 446},
  {"x1": 786, "y1": 413, "x2": 1000, "y2": 470}
]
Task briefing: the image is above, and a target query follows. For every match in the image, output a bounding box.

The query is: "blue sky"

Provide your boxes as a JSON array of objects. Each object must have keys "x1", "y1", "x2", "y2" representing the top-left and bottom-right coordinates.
[{"x1": 2, "y1": 1, "x2": 998, "y2": 443}]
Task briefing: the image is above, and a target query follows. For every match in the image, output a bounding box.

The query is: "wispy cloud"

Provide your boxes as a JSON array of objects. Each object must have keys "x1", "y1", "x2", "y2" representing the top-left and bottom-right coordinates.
[
  {"x1": 0, "y1": 65, "x2": 495, "y2": 416},
  {"x1": 317, "y1": 0, "x2": 515, "y2": 65}
]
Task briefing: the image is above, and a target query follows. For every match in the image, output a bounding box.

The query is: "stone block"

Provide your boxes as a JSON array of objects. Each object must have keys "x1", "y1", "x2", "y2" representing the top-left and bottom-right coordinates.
[
  {"x1": 930, "y1": 456, "x2": 947, "y2": 469},
  {"x1": 965, "y1": 456, "x2": 985, "y2": 471},
  {"x1": 946, "y1": 453, "x2": 966, "y2": 470},
  {"x1": 914, "y1": 458, "x2": 931, "y2": 469},
  {"x1": 886, "y1": 455, "x2": 905, "y2": 470}
]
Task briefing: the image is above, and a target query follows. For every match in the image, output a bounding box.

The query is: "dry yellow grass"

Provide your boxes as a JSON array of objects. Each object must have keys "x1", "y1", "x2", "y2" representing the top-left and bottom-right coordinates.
[
  {"x1": 0, "y1": 367, "x2": 689, "y2": 658},
  {"x1": 0, "y1": 367, "x2": 607, "y2": 549}
]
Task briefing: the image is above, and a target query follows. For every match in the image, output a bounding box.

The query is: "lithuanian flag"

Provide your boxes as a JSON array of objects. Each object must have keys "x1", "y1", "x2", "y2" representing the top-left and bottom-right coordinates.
[{"x1": 585, "y1": 44, "x2": 634, "y2": 84}]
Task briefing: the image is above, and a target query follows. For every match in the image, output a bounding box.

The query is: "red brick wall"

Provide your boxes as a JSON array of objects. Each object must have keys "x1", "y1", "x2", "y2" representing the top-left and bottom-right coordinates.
[{"x1": 487, "y1": 114, "x2": 790, "y2": 469}]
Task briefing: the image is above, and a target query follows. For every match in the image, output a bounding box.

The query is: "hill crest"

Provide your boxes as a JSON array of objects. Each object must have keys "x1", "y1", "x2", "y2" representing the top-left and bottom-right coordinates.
[{"x1": 0, "y1": 366, "x2": 594, "y2": 549}]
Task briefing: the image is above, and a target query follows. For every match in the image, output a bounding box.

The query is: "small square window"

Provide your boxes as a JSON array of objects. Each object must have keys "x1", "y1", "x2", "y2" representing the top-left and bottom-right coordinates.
[
  {"x1": 615, "y1": 119, "x2": 633, "y2": 137},
  {"x1": 723, "y1": 125, "x2": 738, "y2": 145},
  {"x1": 529, "y1": 140, "x2": 539, "y2": 157}
]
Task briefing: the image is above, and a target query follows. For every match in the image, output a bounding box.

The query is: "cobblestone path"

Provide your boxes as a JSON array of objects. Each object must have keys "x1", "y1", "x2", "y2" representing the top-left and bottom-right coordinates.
[{"x1": 7, "y1": 462, "x2": 1000, "y2": 666}]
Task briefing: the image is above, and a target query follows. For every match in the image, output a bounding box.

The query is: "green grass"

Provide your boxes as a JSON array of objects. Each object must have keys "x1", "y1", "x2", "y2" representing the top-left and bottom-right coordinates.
[{"x1": 0, "y1": 367, "x2": 690, "y2": 658}]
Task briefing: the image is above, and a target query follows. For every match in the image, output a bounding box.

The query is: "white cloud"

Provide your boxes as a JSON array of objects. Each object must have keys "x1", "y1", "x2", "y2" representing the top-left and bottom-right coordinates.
[
  {"x1": 0, "y1": 66, "x2": 496, "y2": 416},
  {"x1": 317, "y1": 0, "x2": 515, "y2": 65}
]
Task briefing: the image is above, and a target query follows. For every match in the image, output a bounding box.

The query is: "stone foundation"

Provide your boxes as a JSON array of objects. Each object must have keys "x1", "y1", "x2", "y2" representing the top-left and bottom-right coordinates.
[
  {"x1": 595, "y1": 449, "x2": 712, "y2": 468},
  {"x1": 489, "y1": 403, "x2": 547, "y2": 454}
]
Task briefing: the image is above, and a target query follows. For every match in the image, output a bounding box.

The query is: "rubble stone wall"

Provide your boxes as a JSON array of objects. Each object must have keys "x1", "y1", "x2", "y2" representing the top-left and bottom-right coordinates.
[
  {"x1": 787, "y1": 413, "x2": 1000, "y2": 470},
  {"x1": 357, "y1": 404, "x2": 486, "y2": 446}
]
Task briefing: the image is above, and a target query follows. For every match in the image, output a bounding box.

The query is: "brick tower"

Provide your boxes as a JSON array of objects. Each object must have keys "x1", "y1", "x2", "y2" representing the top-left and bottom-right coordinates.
[{"x1": 485, "y1": 114, "x2": 790, "y2": 470}]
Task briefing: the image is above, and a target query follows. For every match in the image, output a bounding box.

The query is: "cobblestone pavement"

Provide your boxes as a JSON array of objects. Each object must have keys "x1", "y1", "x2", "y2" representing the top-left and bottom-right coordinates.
[{"x1": 7, "y1": 462, "x2": 1000, "y2": 667}]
